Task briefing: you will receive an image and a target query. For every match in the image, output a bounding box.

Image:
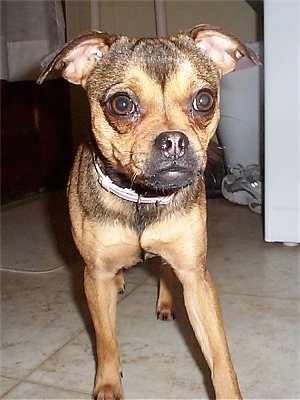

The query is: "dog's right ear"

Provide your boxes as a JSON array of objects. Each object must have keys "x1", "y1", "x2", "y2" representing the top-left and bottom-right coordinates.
[{"x1": 36, "y1": 31, "x2": 119, "y2": 86}]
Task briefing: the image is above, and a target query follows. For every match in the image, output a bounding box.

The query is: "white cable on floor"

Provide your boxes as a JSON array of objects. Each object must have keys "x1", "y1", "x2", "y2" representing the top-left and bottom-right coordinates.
[{"x1": 0, "y1": 266, "x2": 65, "y2": 274}]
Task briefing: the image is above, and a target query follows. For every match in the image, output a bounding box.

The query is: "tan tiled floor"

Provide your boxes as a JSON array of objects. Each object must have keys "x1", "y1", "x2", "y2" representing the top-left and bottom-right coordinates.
[{"x1": 1, "y1": 194, "x2": 299, "y2": 399}]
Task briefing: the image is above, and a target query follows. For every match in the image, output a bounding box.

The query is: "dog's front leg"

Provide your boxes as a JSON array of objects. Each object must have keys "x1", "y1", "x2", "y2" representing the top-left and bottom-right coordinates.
[
  {"x1": 142, "y1": 205, "x2": 242, "y2": 399},
  {"x1": 84, "y1": 266, "x2": 123, "y2": 400},
  {"x1": 176, "y1": 267, "x2": 242, "y2": 400}
]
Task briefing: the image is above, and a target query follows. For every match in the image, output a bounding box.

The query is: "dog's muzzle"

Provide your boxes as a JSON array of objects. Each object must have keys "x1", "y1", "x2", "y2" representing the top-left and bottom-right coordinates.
[{"x1": 145, "y1": 131, "x2": 200, "y2": 190}]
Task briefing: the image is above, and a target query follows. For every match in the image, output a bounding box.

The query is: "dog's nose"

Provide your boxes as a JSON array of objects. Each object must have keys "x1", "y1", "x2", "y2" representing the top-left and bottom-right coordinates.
[{"x1": 155, "y1": 131, "x2": 189, "y2": 160}]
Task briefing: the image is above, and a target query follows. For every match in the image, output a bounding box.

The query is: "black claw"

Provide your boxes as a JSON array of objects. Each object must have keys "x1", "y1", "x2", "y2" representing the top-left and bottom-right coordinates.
[
  {"x1": 118, "y1": 285, "x2": 125, "y2": 294},
  {"x1": 157, "y1": 311, "x2": 176, "y2": 321}
]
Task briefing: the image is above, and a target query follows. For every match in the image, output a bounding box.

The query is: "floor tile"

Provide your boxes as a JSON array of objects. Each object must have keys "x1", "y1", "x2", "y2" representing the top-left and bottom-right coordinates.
[
  {"x1": 220, "y1": 294, "x2": 299, "y2": 399},
  {"x1": 1, "y1": 192, "x2": 78, "y2": 273},
  {"x1": 207, "y1": 200, "x2": 300, "y2": 299},
  {"x1": 0, "y1": 376, "x2": 19, "y2": 397},
  {"x1": 1, "y1": 381, "x2": 91, "y2": 399},
  {"x1": 26, "y1": 330, "x2": 95, "y2": 395},
  {"x1": 1, "y1": 263, "x2": 89, "y2": 378},
  {"x1": 26, "y1": 280, "x2": 144, "y2": 394}
]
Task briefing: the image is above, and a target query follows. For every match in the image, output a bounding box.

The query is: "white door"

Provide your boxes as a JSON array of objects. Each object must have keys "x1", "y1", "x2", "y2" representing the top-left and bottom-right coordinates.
[{"x1": 264, "y1": 0, "x2": 300, "y2": 244}]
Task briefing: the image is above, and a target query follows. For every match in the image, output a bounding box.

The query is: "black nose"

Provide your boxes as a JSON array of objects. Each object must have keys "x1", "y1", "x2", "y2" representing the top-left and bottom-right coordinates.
[{"x1": 155, "y1": 131, "x2": 189, "y2": 160}]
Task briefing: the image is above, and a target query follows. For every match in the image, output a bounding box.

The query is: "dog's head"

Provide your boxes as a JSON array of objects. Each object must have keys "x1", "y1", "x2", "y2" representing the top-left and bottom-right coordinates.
[{"x1": 37, "y1": 25, "x2": 260, "y2": 193}]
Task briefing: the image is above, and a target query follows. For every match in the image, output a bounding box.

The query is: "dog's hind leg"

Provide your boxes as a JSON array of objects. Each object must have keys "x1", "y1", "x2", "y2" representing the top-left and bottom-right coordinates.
[
  {"x1": 156, "y1": 260, "x2": 175, "y2": 320},
  {"x1": 84, "y1": 267, "x2": 124, "y2": 400}
]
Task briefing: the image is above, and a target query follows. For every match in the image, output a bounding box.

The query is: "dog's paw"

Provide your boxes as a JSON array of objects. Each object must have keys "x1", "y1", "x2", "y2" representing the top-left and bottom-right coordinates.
[
  {"x1": 115, "y1": 270, "x2": 125, "y2": 294},
  {"x1": 93, "y1": 383, "x2": 124, "y2": 400},
  {"x1": 118, "y1": 283, "x2": 126, "y2": 294},
  {"x1": 156, "y1": 304, "x2": 175, "y2": 321}
]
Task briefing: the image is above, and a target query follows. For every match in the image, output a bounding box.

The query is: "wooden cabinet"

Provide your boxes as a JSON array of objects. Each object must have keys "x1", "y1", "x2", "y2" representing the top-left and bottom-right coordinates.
[{"x1": 1, "y1": 79, "x2": 72, "y2": 203}]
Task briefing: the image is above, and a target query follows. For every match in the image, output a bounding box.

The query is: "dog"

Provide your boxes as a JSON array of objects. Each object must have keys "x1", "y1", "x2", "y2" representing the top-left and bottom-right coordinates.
[{"x1": 37, "y1": 24, "x2": 260, "y2": 399}]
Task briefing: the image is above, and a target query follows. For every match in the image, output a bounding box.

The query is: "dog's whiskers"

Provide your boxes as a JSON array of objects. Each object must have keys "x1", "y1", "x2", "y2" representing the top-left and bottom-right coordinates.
[{"x1": 220, "y1": 114, "x2": 242, "y2": 122}]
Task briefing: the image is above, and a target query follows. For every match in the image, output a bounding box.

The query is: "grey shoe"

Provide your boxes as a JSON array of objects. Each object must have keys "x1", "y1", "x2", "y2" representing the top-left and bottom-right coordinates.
[{"x1": 221, "y1": 164, "x2": 262, "y2": 213}]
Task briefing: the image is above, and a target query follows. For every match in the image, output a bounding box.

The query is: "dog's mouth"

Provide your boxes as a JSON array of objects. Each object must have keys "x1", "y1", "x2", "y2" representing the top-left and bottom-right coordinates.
[
  {"x1": 144, "y1": 166, "x2": 200, "y2": 191},
  {"x1": 140, "y1": 130, "x2": 203, "y2": 192},
  {"x1": 91, "y1": 140, "x2": 202, "y2": 201}
]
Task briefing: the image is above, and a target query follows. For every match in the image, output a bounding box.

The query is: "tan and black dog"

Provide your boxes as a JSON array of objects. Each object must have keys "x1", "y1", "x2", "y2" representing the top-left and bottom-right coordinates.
[{"x1": 37, "y1": 24, "x2": 260, "y2": 399}]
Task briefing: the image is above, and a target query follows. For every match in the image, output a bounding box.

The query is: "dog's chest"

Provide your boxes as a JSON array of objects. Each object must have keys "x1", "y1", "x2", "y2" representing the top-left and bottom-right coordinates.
[{"x1": 80, "y1": 187, "x2": 169, "y2": 234}]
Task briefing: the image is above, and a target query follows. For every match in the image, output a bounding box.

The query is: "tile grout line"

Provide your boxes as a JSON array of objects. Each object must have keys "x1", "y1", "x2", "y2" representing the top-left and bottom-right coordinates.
[
  {"x1": 217, "y1": 290, "x2": 300, "y2": 301},
  {"x1": 1, "y1": 374, "x2": 91, "y2": 399},
  {"x1": 117, "y1": 272, "x2": 158, "y2": 304}
]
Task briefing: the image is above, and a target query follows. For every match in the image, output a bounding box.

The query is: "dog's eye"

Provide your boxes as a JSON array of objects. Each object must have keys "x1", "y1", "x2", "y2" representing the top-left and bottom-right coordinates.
[
  {"x1": 107, "y1": 94, "x2": 135, "y2": 116},
  {"x1": 192, "y1": 90, "x2": 215, "y2": 113}
]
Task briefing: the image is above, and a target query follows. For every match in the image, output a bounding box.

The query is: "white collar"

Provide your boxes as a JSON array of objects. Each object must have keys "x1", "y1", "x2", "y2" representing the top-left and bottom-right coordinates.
[{"x1": 92, "y1": 153, "x2": 175, "y2": 205}]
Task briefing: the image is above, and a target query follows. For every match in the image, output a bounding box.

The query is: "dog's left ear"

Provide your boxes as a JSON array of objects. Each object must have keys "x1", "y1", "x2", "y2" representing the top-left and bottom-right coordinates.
[{"x1": 189, "y1": 24, "x2": 261, "y2": 75}]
